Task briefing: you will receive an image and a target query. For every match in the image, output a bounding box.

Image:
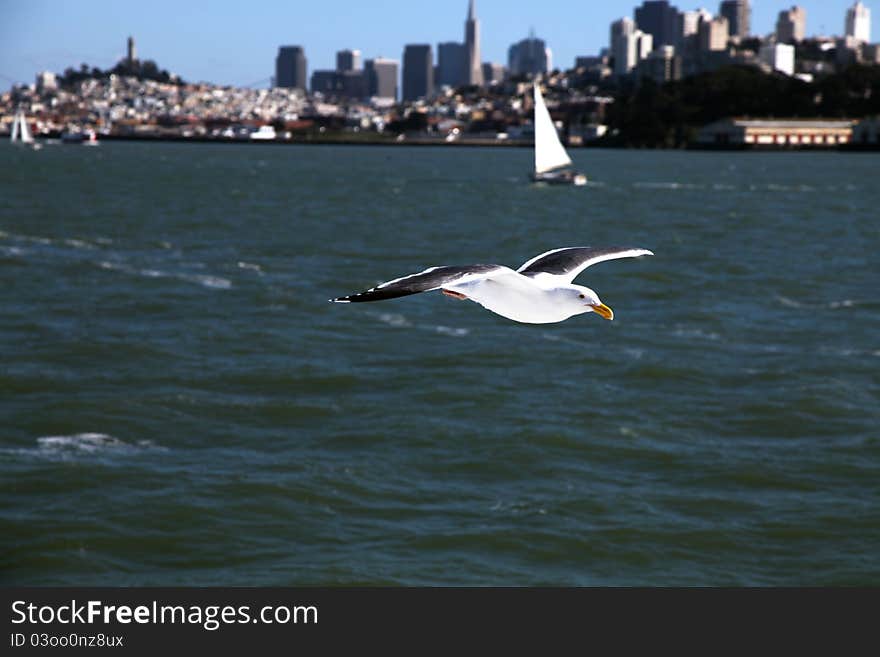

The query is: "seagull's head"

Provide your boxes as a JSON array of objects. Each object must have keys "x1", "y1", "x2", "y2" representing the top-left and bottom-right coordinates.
[{"x1": 567, "y1": 285, "x2": 614, "y2": 321}]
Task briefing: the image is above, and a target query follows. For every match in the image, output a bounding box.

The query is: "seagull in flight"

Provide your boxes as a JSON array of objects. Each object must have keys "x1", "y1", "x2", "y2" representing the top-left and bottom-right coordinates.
[{"x1": 332, "y1": 246, "x2": 653, "y2": 324}]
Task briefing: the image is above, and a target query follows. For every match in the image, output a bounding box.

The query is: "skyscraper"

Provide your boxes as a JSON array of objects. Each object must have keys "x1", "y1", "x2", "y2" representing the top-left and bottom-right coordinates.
[
  {"x1": 481, "y1": 62, "x2": 505, "y2": 85},
  {"x1": 403, "y1": 44, "x2": 434, "y2": 101},
  {"x1": 365, "y1": 58, "x2": 398, "y2": 100},
  {"x1": 680, "y1": 9, "x2": 712, "y2": 41},
  {"x1": 846, "y1": 2, "x2": 871, "y2": 43},
  {"x1": 464, "y1": 0, "x2": 483, "y2": 85},
  {"x1": 719, "y1": 0, "x2": 751, "y2": 38},
  {"x1": 634, "y1": 1, "x2": 681, "y2": 48},
  {"x1": 611, "y1": 18, "x2": 653, "y2": 76},
  {"x1": 698, "y1": 16, "x2": 730, "y2": 51},
  {"x1": 336, "y1": 49, "x2": 362, "y2": 72},
  {"x1": 276, "y1": 46, "x2": 307, "y2": 90},
  {"x1": 437, "y1": 42, "x2": 467, "y2": 87},
  {"x1": 776, "y1": 7, "x2": 806, "y2": 44},
  {"x1": 508, "y1": 34, "x2": 551, "y2": 76}
]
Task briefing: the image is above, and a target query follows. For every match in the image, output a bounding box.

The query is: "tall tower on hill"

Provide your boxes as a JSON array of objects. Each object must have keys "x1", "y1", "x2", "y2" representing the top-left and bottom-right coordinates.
[{"x1": 465, "y1": 0, "x2": 483, "y2": 85}]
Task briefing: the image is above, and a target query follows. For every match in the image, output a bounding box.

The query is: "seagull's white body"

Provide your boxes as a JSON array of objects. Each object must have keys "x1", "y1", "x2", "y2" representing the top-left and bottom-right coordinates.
[
  {"x1": 442, "y1": 269, "x2": 587, "y2": 324},
  {"x1": 333, "y1": 246, "x2": 653, "y2": 325}
]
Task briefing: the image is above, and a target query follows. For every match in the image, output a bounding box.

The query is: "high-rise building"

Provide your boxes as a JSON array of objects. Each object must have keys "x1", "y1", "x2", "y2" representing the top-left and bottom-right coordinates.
[
  {"x1": 776, "y1": 7, "x2": 806, "y2": 44},
  {"x1": 310, "y1": 70, "x2": 339, "y2": 95},
  {"x1": 437, "y1": 42, "x2": 467, "y2": 87},
  {"x1": 464, "y1": 0, "x2": 483, "y2": 85},
  {"x1": 481, "y1": 62, "x2": 505, "y2": 85},
  {"x1": 403, "y1": 44, "x2": 434, "y2": 101},
  {"x1": 640, "y1": 45, "x2": 682, "y2": 83},
  {"x1": 336, "y1": 49, "x2": 362, "y2": 72},
  {"x1": 634, "y1": 1, "x2": 682, "y2": 48},
  {"x1": 611, "y1": 18, "x2": 633, "y2": 75},
  {"x1": 846, "y1": 2, "x2": 871, "y2": 43},
  {"x1": 365, "y1": 58, "x2": 398, "y2": 100},
  {"x1": 719, "y1": 0, "x2": 750, "y2": 38},
  {"x1": 681, "y1": 8, "x2": 713, "y2": 39},
  {"x1": 699, "y1": 15, "x2": 730, "y2": 51},
  {"x1": 276, "y1": 46, "x2": 307, "y2": 90},
  {"x1": 611, "y1": 18, "x2": 653, "y2": 75},
  {"x1": 508, "y1": 34, "x2": 551, "y2": 76}
]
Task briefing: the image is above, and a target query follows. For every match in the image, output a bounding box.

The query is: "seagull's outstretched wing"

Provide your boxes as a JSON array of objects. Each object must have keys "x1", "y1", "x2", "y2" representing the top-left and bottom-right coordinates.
[
  {"x1": 332, "y1": 264, "x2": 506, "y2": 303},
  {"x1": 517, "y1": 246, "x2": 653, "y2": 284}
]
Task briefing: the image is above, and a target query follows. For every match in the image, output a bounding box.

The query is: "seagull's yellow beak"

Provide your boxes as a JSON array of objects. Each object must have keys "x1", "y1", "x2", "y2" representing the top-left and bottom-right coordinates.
[{"x1": 591, "y1": 302, "x2": 614, "y2": 321}]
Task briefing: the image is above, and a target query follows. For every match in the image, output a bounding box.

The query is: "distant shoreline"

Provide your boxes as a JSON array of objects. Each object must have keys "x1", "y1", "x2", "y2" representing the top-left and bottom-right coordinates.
[{"x1": 15, "y1": 132, "x2": 880, "y2": 151}]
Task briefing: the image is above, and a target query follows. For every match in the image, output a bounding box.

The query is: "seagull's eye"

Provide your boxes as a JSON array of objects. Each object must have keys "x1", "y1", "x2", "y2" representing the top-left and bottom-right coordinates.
[{"x1": 578, "y1": 294, "x2": 585, "y2": 299}]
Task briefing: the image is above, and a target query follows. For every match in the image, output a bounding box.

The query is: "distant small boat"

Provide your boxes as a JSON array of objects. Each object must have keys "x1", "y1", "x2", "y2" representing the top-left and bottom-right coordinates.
[
  {"x1": 531, "y1": 83, "x2": 586, "y2": 186},
  {"x1": 250, "y1": 125, "x2": 277, "y2": 140},
  {"x1": 61, "y1": 128, "x2": 99, "y2": 145},
  {"x1": 10, "y1": 110, "x2": 41, "y2": 150}
]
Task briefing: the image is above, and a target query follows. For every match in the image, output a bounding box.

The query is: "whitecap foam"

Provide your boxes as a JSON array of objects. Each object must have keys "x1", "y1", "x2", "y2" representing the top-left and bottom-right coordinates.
[
  {"x1": 374, "y1": 312, "x2": 411, "y2": 328},
  {"x1": 11, "y1": 433, "x2": 165, "y2": 460},
  {"x1": 183, "y1": 274, "x2": 232, "y2": 289},
  {"x1": 237, "y1": 261, "x2": 263, "y2": 274},
  {"x1": 96, "y1": 260, "x2": 231, "y2": 290},
  {"x1": 634, "y1": 181, "x2": 701, "y2": 190},
  {"x1": 37, "y1": 433, "x2": 126, "y2": 452},
  {"x1": 432, "y1": 325, "x2": 469, "y2": 337},
  {"x1": 778, "y1": 295, "x2": 864, "y2": 310},
  {"x1": 64, "y1": 238, "x2": 95, "y2": 250}
]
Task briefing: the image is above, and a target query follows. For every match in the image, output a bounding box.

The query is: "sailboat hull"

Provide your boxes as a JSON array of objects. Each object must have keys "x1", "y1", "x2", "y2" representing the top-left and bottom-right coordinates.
[{"x1": 531, "y1": 170, "x2": 587, "y2": 186}]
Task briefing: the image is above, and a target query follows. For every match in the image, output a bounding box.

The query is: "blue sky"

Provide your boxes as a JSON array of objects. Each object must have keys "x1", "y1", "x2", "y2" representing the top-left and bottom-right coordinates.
[{"x1": 0, "y1": 1, "x2": 865, "y2": 90}]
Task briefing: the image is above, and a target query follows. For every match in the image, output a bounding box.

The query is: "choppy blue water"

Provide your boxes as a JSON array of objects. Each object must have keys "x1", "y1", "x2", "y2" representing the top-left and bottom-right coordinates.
[{"x1": 1, "y1": 142, "x2": 878, "y2": 585}]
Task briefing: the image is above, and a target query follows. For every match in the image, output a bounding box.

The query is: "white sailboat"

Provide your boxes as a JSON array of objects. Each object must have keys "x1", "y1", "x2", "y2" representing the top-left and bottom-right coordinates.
[
  {"x1": 10, "y1": 110, "x2": 41, "y2": 150},
  {"x1": 531, "y1": 83, "x2": 585, "y2": 186}
]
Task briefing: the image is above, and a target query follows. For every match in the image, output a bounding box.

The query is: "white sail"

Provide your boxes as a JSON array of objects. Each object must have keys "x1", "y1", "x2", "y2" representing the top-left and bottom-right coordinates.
[
  {"x1": 533, "y1": 84, "x2": 572, "y2": 174},
  {"x1": 11, "y1": 112, "x2": 20, "y2": 142},
  {"x1": 19, "y1": 113, "x2": 34, "y2": 143}
]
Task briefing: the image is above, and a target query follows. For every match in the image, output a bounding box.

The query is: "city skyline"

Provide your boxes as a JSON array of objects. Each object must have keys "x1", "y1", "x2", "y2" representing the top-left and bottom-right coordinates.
[{"x1": 0, "y1": 0, "x2": 870, "y2": 92}]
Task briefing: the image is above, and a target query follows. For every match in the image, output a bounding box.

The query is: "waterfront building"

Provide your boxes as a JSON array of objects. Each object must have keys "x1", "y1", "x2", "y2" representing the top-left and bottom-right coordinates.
[
  {"x1": 336, "y1": 49, "x2": 362, "y2": 72},
  {"x1": 465, "y1": 0, "x2": 483, "y2": 85},
  {"x1": 634, "y1": 1, "x2": 682, "y2": 48},
  {"x1": 699, "y1": 16, "x2": 730, "y2": 52},
  {"x1": 852, "y1": 117, "x2": 880, "y2": 144},
  {"x1": 508, "y1": 34, "x2": 552, "y2": 76},
  {"x1": 365, "y1": 58, "x2": 398, "y2": 100},
  {"x1": 276, "y1": 46, "x2": 307, "y2": 90},
  {"x1": 719, "y1": 0, "x2": 750, "y2": 38},
  {"x1": 697, "y1": 119, "x2": 854, "y2": 147},
  {"x1": 437, "y1": 42, "x2": 467, "y2": 87},
  {"x1": 845, "y1": 2, "x2": 871, "y2": 43},
  {"x1": 776, "y1": 7, "x2": 806, "y2": 44},
  {"x1": 760, "y1": 43, "x2": 795, "y2": 76},
  {"x1": 403, "y1": 44, "x2": 434, "y2": 101}
]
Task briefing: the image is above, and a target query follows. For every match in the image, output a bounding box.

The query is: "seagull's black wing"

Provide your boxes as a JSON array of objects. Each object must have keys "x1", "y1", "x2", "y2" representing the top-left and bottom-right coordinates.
[
  {"x1": 517, "y1": 247, "x2": 653, "y2": 283},
  {"x1": 332, "y1": 264, "x2": 504, "y2": 303}
]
